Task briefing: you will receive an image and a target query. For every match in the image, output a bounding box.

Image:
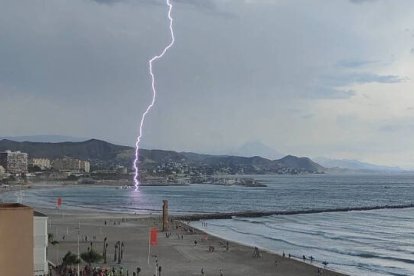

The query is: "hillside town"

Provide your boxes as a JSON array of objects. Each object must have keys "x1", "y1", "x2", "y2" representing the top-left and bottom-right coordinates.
[
  {"x1": 0, "y1": 150, "x2": 95, "y2": 184},
  {"x1": 0, "y1": 138, "x2": 325, "y2": 187},
  {"x1": 0, "y1": 149, "x2": 265, "y2": 187}
]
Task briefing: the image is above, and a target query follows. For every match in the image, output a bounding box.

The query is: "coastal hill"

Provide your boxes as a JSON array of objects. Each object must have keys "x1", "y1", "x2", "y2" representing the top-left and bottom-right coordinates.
[{"x1": 0, "y1": 139, "x2": 325, "y2": 174}]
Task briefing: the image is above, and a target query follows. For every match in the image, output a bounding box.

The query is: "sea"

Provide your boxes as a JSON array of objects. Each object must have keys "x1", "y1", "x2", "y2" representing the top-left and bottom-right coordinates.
[{"x1": 1, "y1": 174, "x2": 414, "y2": 276}]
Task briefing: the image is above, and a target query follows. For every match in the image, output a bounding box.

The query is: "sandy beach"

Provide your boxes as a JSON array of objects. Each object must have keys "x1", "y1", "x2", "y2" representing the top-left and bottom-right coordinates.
[{"x1": 42, "y1": 208, "x2": 346, "y2": 276}]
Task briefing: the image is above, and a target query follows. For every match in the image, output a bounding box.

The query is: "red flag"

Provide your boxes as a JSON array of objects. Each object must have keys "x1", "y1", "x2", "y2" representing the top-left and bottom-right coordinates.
[
  {"x1": 57, "y1": 197, "x2": 62, "y2": 208},
  {"x1": 150, "y1": 227, "x2": 158, "y2": 246}
]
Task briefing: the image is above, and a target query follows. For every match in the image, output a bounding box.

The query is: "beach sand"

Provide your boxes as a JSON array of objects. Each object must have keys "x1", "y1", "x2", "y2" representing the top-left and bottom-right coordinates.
[{"x1": 43, "y1": 208, "x2": 346, "y2": 276}]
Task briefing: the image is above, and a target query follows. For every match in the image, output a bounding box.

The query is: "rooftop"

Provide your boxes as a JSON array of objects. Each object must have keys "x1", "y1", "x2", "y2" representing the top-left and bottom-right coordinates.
[
  {"x1": 33, "y1": 210, "x2": 47, "y2": 217},
  {"x1": 0, "y1": 203, "x2": 32, "y2": 210}
]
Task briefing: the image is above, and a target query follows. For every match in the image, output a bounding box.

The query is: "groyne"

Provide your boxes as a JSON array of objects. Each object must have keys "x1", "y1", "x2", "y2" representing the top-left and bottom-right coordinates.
[{"x1": 173, "y1": 203, "x2": 414, "y2": 221}]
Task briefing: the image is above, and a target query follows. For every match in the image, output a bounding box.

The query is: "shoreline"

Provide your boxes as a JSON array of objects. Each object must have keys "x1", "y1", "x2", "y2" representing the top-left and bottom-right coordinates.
[{"x1": 183, "y1": 220, "x2": 346, "y2": 275}]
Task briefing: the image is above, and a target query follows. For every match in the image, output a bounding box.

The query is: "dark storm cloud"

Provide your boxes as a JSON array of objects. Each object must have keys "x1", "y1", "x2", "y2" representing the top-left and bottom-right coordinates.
[
  {"x1": 174, "y1": 0, "x2": 217, "y2": 11},
  {"x1": 1, "y1": 0, "x2": 414, "y2": 167},
  {"x1": 306, "y1": 72, "x2": 402, "y2": 99},
  {"x1": 91, "y1": 0, "x2": 125, "y2": 4},
  {"x1": 349, "y1": 0, "x2": 379, "y2": 4},
  {"x1": 322, "y1": 73, "x2": 403, "y2": 87},
  {"x1": 379, "y1": 123, "x2": 414, "y2": 133},
  {"x1": 173, "y1": 0, "x2": 235, "y2": 17},
  {"x1": 336, "y1": 59, "x2": 378, "y2": 68},
  {"x1": 301, "y1": 113, "x2": 315, "y2": 119},
  {"x1": 349, "y1": 73, "x2": 403, "y2": 84},
  {"x1": 91, "y1": 0, "x2": 219, "y2": 12},
  {"x1": 310, "y1": 88, "x2": 356, "y2": 99}
]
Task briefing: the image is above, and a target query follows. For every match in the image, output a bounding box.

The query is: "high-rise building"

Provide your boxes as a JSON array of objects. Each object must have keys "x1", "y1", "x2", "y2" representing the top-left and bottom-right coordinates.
[
  {"x1": 81, "y1": 160, "x2": 90, "y2": 173},
  {"x1": 33, "y1": 211, "x2": 48, "y2": 276},
  {"x1": 30, "y1": 158, "x2": 51, "y2": 170},
  {"x1": 51, "y1": 157, "x2": 90, "y2": 173},
  {"x1": 0, "y1": 151, "x2": 28, "y2": 174}
]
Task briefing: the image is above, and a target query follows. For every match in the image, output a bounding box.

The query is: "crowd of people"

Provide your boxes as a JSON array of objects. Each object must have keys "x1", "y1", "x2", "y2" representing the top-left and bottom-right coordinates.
[
  {"x1": 50, "y1": 218, "x2": 331, "y2": 276},
  {"x1": 54, "y1": 265, "x2": 142, "y2": 276}
]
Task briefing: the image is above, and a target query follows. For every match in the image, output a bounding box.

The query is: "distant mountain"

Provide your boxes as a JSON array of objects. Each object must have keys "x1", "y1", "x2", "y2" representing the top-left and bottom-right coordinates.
[
  {"x1": 229, "y1": 141, "x2": 284, "y2": 160},
  {"x1": 141, "y1": 151, "x2": 324, "y2": 174},
  {"x1": 0, "y1": 135, "x2": 87, "y2": 143},
  {"x1": 279, "y1": 155, "x2": 325, "y2": 172},
  {"x1": 0, "y1": 139, "x2": 325, "y2": 174},
  {"x1": 315, "y1": 157, "x2": 404, "y2": 172}
]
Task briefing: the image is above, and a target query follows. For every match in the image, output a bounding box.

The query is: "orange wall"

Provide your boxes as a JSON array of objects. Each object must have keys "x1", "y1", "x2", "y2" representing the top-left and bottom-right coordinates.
[{"x1": 0, "y1": 204, "x2": 34, "y2": 276}]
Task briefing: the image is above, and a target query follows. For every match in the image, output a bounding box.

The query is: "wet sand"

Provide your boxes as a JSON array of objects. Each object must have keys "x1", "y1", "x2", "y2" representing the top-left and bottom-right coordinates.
[{"x1": 43, "y1": 208, "x2": 346, "y2": 276}]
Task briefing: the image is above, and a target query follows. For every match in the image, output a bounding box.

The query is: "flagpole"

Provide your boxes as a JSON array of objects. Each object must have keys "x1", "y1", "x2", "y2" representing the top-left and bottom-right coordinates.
[
  {"x1": 147, "y1": 228, "x2": 151, "y2": 265},
  {"x1": 77, "y1": 222, "x2": 80, "y2": 276}
]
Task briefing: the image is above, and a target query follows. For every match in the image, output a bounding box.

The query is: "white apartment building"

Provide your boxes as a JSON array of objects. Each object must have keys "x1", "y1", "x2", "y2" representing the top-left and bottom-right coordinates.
[
  {"x1": 0, "y1": 151, "x2": 28, "y2": 174},
  {"x1": 52, "y1": 157, "x2": 90, "y2": 173},
  {"x1": 31, "y1": 158, "x2": 51, "y2": 170},
  {"x1": 82, "y1": 160, "x2": 90, "y2": 173},
  {"x1": 33, "y1": 211, "x2": 48, "y2": 276}
]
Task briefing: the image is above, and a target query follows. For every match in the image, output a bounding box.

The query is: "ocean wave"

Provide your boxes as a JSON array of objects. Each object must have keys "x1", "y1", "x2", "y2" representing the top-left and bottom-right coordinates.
[
  {"x1": 231, "y1": 216, "x2": 396, "y2": 247},
  {"x1": 354, "y1": 253, "x2": 414, "y2": 265},
  {"x1": 209, "y1": 220, "x2": 414, "y2": 266}
]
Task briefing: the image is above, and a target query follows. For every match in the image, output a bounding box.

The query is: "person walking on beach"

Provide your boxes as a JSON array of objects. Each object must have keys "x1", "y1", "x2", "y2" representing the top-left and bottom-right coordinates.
[
  {"x1": 252, "y1": 247, "x2": 261, "y2": 258},
  {"x1": 219, "y1": 269, "x2": 223, "y2": 276},
  {"x1": 201, "y1": 267, "x2": 204, "y2": 275}
]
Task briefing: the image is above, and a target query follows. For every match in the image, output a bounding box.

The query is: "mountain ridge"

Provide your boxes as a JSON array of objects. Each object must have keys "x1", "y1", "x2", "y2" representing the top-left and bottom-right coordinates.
[
  {"x1": 0, "y1": 135, "x2": 88, "y2": 143},
  {"x1": 0, "y1": 139, "x2": 325, "y2": 174}
]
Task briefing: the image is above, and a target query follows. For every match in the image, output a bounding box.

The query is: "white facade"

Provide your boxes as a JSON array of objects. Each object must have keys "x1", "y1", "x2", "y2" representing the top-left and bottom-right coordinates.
[
  {"x1": 31, "y1": 158, "x2": 51, "y2": 170},
  {"x1": 52, "y1": 157, "x2": 90, "y2": 173},
  {"x1": 33, "y1": 211, "x2": 48, "y2": 276},
  {"x1": 0, "y1": 150, "x2": 28, "y2": 174},
  {"x1": 82, "y1": 160, "x2": 90, "y2": 173}
]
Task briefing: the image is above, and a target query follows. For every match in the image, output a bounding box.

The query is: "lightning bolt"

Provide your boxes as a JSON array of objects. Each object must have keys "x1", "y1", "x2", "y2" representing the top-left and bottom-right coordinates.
[{"x1": 134, "y1": 0, "x2": 175, "y2": 189}]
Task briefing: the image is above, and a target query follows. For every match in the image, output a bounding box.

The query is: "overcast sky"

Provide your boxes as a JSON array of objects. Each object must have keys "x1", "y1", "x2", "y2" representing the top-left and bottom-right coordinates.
[{"x1": 1, "y1": 0, "x2": 414, "y2": 167}]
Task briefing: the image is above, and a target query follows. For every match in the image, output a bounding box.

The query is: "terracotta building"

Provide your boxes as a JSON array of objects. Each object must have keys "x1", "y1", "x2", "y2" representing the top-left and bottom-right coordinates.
[{"x1": 0, "y1": 203, "x2": 34, "y2": 276}]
